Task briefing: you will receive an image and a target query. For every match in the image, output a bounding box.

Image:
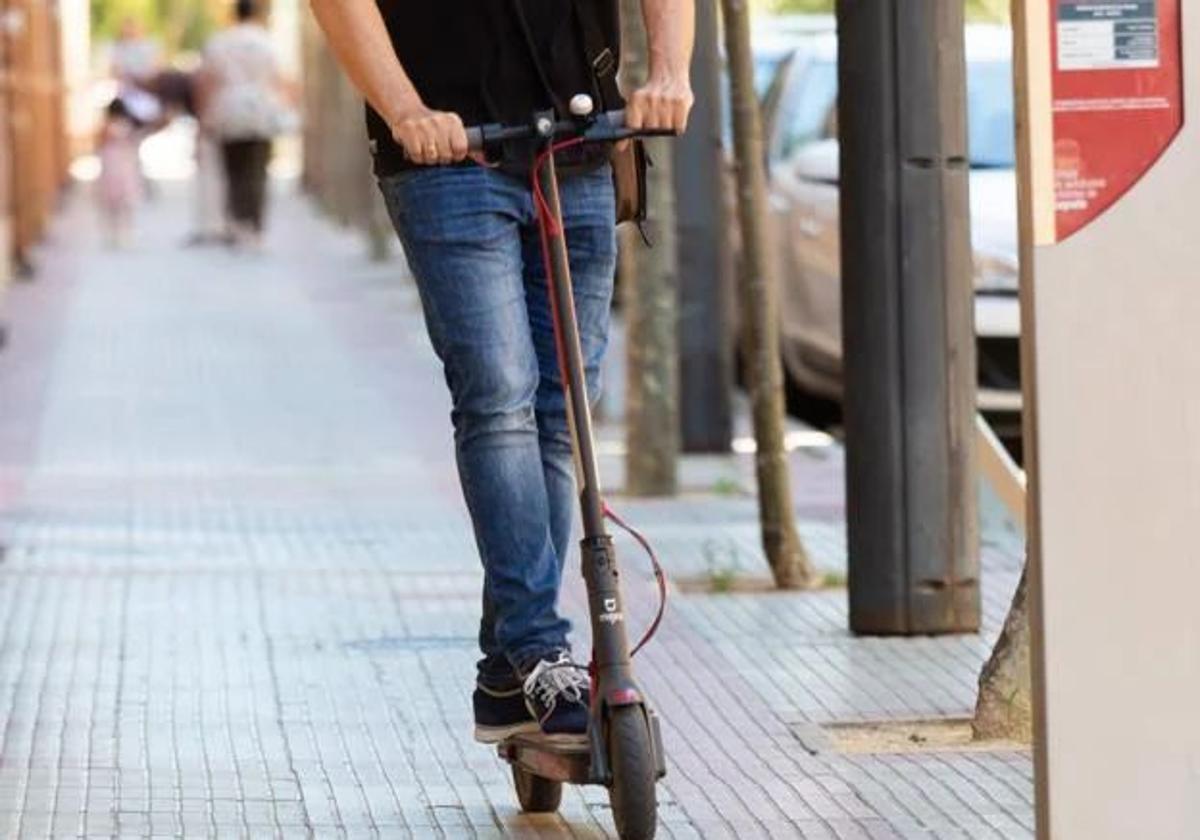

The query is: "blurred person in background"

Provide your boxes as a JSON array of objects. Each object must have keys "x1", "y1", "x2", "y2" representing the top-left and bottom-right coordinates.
[
  {"x1": 198, "y1": 0, "x2": 293, "y2": 250},
  {"x1": 96, "y1": 98, "x2": 144, "y2": 247},
  {"x1": 110, "y1": 17, "x2": 161, "y2": 87},
  {"x1": 147, "y1": 68, "x2": 228, "y2": 246},
  {"x1": 108, "y1": 17, "x2": 162, "y2": 200}
]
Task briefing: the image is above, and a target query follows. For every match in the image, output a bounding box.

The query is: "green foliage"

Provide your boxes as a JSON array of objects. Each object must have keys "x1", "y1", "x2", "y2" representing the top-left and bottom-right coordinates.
[
  {"x1": 821, "y1": 570, "x2": 847, "y2": 589},
  {"x1": 711, "y1": 477, "x2": 743, "y2": 496},
  {"x1": 92, "y1": 0, "x2": 149, "y2": 42},
  {"x1": 709, "y1": 566, "x2": 738, "y2": 593},
  {"x1": 766, "y1": 0, "x2": 1010, "y2": 23},
  {"x1": 763, "y1": 0, "x2": 832, "y2": 12},
  {"x1": 702, "y1": 538, "x2": 744, "y2": 593},
  {"x1": 91, "y1": 0, "x2": 217, "y2": 54},
  {"x1": 964, "y1": 0, "x2": 1010, "y2": 21}
]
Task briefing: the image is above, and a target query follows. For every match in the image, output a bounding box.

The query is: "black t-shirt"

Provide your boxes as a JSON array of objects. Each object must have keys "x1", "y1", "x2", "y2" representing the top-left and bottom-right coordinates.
[{"x1": 366, "y1": 0, "x2": 622, "y2": 176}]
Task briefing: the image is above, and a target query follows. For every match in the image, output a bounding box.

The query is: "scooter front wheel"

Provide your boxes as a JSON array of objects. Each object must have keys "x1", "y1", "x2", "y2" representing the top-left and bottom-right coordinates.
[
  {"x1": 512, "y1": 764, "x2": 563, "y2": 813},
  {"x1": 607, "y1": 706, "x2": 658, "y2": 840}
]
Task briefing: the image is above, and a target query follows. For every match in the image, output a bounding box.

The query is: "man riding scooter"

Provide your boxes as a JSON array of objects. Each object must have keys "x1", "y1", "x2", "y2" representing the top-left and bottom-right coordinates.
[{"x1": 309, "y1": 0, "x2": 693, "y2": 741}]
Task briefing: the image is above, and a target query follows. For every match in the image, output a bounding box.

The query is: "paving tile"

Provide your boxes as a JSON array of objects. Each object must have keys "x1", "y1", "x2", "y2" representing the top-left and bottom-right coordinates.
[{"x1": 0, "y1": 179, "x2": 1034, "y2": 838}]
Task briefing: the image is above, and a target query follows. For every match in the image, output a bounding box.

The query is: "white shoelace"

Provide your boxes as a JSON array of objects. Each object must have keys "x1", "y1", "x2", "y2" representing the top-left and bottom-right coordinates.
[{"x1": 523, "y1": 654, "x2": 588, "y2": 722}]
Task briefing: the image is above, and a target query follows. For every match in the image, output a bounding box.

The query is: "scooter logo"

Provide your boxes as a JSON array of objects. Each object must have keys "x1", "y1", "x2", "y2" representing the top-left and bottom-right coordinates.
[{"x1": 600, "y1": 598, "x2": 623, "y2": 625}]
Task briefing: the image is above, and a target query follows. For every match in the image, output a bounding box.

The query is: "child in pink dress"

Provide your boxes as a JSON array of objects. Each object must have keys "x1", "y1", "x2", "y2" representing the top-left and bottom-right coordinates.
[{"x1": 96, "y1": 98, "x2": 143, "y2": 246}]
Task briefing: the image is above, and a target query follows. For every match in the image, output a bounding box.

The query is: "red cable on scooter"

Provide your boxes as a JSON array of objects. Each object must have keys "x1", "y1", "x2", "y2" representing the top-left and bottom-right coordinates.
[{"x1": 602, "y1": 502, "x2": 667, "y2": 656}]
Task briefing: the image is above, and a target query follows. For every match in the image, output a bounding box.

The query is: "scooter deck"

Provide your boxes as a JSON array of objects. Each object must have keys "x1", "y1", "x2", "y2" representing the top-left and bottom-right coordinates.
[{"x1": 499, "y1": 734, "x2": 591, "y2": 784}]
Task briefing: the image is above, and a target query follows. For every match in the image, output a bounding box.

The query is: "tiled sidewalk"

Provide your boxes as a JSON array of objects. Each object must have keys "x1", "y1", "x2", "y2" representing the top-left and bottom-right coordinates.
[{"x1": 0, "y1": 178, "x2": 1033, "y2": 839}]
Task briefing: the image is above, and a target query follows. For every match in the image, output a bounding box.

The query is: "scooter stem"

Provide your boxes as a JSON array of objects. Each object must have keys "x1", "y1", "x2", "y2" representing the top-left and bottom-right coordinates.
[
  {"x1": 534, "y1": 142, "x2": 639, "y2": 697},
  {"x1": 534, "y1": 147, "x2": 607, "y2": 540}
]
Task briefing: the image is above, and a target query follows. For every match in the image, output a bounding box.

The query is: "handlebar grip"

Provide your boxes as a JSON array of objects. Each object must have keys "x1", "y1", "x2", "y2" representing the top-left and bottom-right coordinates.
[
  {"x1": 593, "y1": 110, "x2": 677, "y2": 141},
  {"x1": 462, "y1": 109, "x2": 674, "y2": 152}
]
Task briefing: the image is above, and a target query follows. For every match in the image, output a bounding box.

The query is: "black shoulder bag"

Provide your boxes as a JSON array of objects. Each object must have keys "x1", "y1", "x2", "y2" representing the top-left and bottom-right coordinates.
[{"x1": 510, "y1": 0, "x2": 648, "y2": 226}]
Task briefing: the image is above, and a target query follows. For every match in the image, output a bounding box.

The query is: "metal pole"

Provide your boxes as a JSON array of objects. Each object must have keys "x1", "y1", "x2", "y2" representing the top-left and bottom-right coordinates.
[
  {"x1": 674, "y1": 0, "x2": 733, "y2": 453},
  {"x1": 838, "y1": 0, "x2": 980, "y2": 634},
  {"x1": 535, "y1": 151, "x2": 608, "y2": 540}
]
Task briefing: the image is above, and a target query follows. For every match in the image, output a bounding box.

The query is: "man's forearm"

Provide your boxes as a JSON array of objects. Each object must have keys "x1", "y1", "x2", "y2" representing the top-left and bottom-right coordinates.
[
  {"x1": 309, "y1": 0, "x2": 469, "y2": 164},
  {"x1": 625, "y1": 0, "x2": 694, "y2": 131},
  {"x1": 310, "y1": 0, "x2": 689, "y2": 156},
  {"x1": 308, "y1": 0, "x2": 420, "y2": 126},
  {"x1": 641, "y1": 0, "x2": 695, "y2": 83}
]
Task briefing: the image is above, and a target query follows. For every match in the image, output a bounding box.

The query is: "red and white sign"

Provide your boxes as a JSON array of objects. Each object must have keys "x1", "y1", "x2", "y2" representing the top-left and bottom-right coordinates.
[{"x1": 1050, "y1": 0, "x2": 1183, "y2": 241}]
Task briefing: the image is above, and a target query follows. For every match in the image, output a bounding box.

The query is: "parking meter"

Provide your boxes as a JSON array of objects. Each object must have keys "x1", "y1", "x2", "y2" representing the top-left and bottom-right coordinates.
[{"x1": 1014, "y1": 1, "x2": 1198, "y2": 837}]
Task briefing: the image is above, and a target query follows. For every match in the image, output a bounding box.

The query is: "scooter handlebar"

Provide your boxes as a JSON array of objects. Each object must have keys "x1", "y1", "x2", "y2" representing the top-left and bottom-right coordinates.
[{"x1": 465, "y1": 109, "x2": 674, "y2": 153}]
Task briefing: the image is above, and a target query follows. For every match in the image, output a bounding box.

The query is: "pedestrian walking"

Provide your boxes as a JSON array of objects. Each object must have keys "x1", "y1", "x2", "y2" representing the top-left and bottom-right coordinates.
[
  {"x1": 310, "y1": 0, "x2": 694, "y2": 742},
  {"x1": 108, "y1": 17, "x2": 162, "y2": 202},
  {"x1": 192, "y1": 126, "x2": 229, "y2": 246},
  {"x1": 147, "y1": 68, "x2": 228, "y2": 246},
  {"x1": 198, "y1": 0, "x2": 293, "y2": 249},
  {"x1": 109, "y1": 17, "x2": 160, "y2": 88},
  {"x1": 96, "y1": 97, "x2": 144, "y2": 247}
]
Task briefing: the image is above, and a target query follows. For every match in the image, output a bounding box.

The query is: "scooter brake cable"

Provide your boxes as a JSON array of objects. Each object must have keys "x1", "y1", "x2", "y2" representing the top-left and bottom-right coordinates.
[
  {"x1": 603, "y1": 502, "x2": 668, "y2": 657},
  {"x1": 531, "y1": 138, "x2": 669, "y2": 659}
]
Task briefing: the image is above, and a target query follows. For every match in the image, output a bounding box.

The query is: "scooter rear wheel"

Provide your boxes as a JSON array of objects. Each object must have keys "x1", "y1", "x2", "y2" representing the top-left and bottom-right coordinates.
[
  {"x1": 607, "y1": 706, "x2": 658, "y2": 840},
  {"x1": 512, "y1": 764, "x2": 563, "y2": 813}
]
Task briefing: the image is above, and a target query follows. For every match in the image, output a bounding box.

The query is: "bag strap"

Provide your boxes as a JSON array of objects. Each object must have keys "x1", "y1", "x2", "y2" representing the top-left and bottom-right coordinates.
[
  {"x1": 508, "y1": 0, "x2": 622, "y2": 115},
  {"x1": 508, "y1": 0, "x2": 568, "y2": 116},
  {"x1": 572, "y1": 0, "x2": 623, "y2": 110}
]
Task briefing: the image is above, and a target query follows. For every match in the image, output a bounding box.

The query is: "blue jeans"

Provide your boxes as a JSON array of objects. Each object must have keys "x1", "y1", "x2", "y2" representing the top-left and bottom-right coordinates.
[{"x1": 379, "y1": 164, "x2": 616, "y2": 686}]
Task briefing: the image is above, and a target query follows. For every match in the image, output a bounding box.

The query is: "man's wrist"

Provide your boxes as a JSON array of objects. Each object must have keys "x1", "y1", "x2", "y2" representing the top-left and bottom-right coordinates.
[
  {"x1": 645, "y1": 65, "x2": 691, "y2": 89},
  {"x1": 381, "y1": 91, "x2": 425, "y2": 131}
]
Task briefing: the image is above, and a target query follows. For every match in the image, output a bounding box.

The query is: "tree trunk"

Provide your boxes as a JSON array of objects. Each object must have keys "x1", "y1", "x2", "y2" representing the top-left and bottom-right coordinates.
[
  {"x1": 301, "y1": 13, "x2": 390, "y2": 260},
  {"x1": 974, "y1": 563, "x2": 1034, "y2": 741},
  {"x1": 620, "y1": 0, "x2": 679, "y2": 496},
  {"x1": 719, "y1": 0, "x2": 815, "y2": 589}
]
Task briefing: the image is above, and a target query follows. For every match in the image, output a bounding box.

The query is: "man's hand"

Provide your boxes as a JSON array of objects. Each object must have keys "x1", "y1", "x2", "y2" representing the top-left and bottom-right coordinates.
[
  {"x1": 388, "y1": 103, "x2": 469, "y2": 166},
  {"x1": 625, "y1": 76, "x2": 694, "y2": 134},
  {"x1": 628, "y1": 0, "x2": 695, "y2": 134}
]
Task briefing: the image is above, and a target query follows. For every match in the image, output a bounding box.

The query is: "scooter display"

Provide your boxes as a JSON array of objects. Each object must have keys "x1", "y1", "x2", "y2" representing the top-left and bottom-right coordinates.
[{"x1": 465, "y1": 100, "x2": 672, "y2": 840}]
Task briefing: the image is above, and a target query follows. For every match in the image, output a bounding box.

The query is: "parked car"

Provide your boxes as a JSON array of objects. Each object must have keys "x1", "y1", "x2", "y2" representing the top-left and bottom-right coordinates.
[{"x1": 748, "y1": 23, "x2": 1021, "y2": 437}]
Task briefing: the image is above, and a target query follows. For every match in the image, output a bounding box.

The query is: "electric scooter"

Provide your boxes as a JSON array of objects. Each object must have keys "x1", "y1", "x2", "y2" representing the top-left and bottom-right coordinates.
[{"x1": 465, "y1": 100, "x2": 671, "y2": 840}]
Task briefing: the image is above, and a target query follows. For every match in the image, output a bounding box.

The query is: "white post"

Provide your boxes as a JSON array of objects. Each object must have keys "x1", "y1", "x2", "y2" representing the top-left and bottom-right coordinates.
[{"x1": 1015, "y1": 1, "x2": 1200, "y2": 837}]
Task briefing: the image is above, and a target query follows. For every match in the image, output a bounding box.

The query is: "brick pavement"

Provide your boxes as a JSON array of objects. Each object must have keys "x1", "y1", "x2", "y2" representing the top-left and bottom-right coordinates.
[{"x1": 0, "y1": 179, "x2": 1033, "y2": 838}]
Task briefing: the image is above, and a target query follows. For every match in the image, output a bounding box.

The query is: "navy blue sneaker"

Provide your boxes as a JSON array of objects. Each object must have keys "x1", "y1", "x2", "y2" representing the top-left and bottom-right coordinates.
[
  {"x1": 520, "y1": 652, "x2": 590, "y2": 741},
  {"x1": 473, "y1": 681, "x2": 539, "y2": 744}
]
